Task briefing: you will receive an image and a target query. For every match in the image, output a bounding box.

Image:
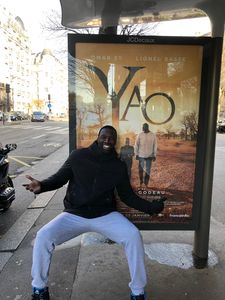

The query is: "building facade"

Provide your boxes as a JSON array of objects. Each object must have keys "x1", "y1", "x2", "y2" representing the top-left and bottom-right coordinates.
[
  {"x1": 0, "y1": 3, "x2": 68, "y2": 116},
  {"x1": 32, "y1": 49, "x2": 68, "y2": 116},
  {"x1": 0, "y1": 4, "x2": 32, "y2": 113}
]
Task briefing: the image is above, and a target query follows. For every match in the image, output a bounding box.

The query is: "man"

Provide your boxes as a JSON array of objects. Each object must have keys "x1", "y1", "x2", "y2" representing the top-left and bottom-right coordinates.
[
  {"x1": 134, "y1": 123, "x2": 157, "y2": 187},
  {"x1": 119, "y1": 137, "x2": 134, "y2": 179},
  {"x1": 23, "y1": 125, "x2": 165, "y2": 300}
]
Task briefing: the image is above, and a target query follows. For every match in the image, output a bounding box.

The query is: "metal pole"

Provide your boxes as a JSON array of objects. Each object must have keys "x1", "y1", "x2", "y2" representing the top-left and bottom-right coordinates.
[
  {"x1": 5, "y1": 83, "x2": 11, "y2": 122},
  {"x1": 68, "y1": 91, "x2": 76, "y2": 153},
  {"x1": 193, "y1": 37, "x2": 223, "y2": 268}
]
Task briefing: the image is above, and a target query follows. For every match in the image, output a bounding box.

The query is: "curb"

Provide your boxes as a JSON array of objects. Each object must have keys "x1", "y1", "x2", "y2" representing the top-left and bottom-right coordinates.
[{"x1": 0, "y1": 190, "x2": 57, "y2": 270}]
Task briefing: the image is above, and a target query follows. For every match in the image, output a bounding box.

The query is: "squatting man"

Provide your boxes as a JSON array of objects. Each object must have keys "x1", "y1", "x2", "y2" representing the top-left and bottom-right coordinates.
[{"x1": 23, "y1": 125, "x2": 166, "y2": 300}]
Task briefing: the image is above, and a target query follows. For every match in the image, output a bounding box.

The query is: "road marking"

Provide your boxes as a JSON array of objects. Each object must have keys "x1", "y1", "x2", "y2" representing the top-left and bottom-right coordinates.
[
  {"x1": 216, "y1": 146, "x2": 225, "y2": 152},
  {"x1": 3, "y1": 124, "x2": 68, "y2": 135},
  {"x1": 45, "y1": 126, "x2": 62, "y2": 131},
  {"x1": 9, "y1": 156, "x2": 31, "y2": 167},
  {"x1": 20, "y1": 140, "x2": 30, "y2": 144},
  {"x1": 54, "y1": 128, "x2": 68, "y2": 132},
  {"x1": 32, "y1": 134, "x2": 46, "y2": 139},
  {"x1": 47, "y1": 130, "x2": 68, "y2": 135},
  {"x1": 32, "y1": 126, "x2": 51, "y2": 130},
  {"x1": 11, "y1": 155, "x2": 42, "y2": 160},
  {"x1": 43, "y1": 143, "x2": 62, "y2": 147}
]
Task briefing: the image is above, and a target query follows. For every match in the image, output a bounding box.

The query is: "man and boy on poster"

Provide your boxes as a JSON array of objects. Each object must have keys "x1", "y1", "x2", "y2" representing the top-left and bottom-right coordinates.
[{"x1": 120, "y1": 123, "x2": 157, "y2": 187}]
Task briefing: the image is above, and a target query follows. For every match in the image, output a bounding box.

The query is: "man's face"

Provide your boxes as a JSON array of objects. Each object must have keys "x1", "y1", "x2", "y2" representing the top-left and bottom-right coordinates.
[{"x1": 97, "y1": 128, "x2": 117, "y2": 153}]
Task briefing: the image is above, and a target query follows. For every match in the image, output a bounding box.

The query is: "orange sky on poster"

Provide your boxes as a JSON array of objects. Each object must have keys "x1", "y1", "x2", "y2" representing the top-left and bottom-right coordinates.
[{"x1": 75, "y1": 43, "x2": 203, "y2": 134}]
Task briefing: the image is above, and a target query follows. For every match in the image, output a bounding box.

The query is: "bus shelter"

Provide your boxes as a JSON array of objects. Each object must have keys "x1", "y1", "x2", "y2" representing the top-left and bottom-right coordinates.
[{"x1": 59, "y1": 0, "x2": 225, "y2": 268}]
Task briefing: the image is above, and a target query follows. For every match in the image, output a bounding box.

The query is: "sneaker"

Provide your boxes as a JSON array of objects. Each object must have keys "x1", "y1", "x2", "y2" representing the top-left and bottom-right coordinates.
[
  {"x1": 130, "y1": 292, "x2": 146, "y2": 300},
  {"x1": 31, "y1": 287, "x2": 50, "y2": 300}
]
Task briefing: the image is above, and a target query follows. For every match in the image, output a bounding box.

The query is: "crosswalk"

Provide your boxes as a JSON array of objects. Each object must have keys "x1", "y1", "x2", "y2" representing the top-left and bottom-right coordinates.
[{"x1": 7, "y1": 124, "x2": 69, "y2": 135}]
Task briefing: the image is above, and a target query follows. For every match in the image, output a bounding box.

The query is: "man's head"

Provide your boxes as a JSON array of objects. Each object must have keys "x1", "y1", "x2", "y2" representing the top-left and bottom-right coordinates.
[
  {"x1": 97, "y1": 125, "x2": 117, "y2": 153},
  {"x1": 125, "y1": 137, "x2": 130, "y2": 145},
  {"x1": 142, "y1": 123, "x2": 150, "y2": 133}
]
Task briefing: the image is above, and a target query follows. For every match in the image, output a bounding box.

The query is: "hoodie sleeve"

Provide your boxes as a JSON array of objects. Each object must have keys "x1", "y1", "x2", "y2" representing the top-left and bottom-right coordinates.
[
  {"x1": 116, "y1": 165, "x2": 164, "y2": 215},
  {"x1": 40, "y1": 153, "x2": 74, "y2": 193}
]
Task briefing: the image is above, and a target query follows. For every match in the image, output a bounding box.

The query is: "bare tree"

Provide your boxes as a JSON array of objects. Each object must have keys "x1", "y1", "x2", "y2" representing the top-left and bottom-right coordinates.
[
  {"x1": 69, "y1": 57, "x2": 97, "y2": 99},
  {"x1": 117, "y1": 23, "x2": 159, "y2": 35},
  {"x1": 164, "y1": 124, "x2": 174, "y2": 139},
  {"x1": 88, "y1": 103, "x2": 109, "y2": 128},
  {"x1": 76, "y1": 107, "x2": 87, "y2": 143},
  {"x1": 41, "y1": 9, "x2": 98, "y2": 37},
  {"x1": 180, "y1": 114, "x2": 189, "y2": 140},
  {"x1": 41, "y1": 9, "x2": 159, "y2": 37},
  {"x1": 186, "y1": 111, "x2": 198, "y2": 140},
  {"x1": 180, "y1": 111, "x2": 198, "y2": 141},
  {"x1": 41, "y1": 9, "x2": 160, "y2": 131}
]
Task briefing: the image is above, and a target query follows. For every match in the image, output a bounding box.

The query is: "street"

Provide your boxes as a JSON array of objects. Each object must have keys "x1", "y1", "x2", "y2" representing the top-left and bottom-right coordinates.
[
  {"x1": 0, "y1": 120, "x2": 69, "y2": 235},
  {"x1": 0, "y1": 127, "x2": 225, "y2": 300},
  {"x1": 0, "y1": 124, "x2": 225, "y2": 245},
  {"x1": 0, "y1": 120, "x2": 69, "y2": 176}
]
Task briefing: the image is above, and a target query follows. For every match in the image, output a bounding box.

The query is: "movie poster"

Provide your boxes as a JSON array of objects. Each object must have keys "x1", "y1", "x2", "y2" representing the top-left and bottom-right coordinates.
[{"x1": 72, "y1": 39, "x2": 203, "y2": 228}]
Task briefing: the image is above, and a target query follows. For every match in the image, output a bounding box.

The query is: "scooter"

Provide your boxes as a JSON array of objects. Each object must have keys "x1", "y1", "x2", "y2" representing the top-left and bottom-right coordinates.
[
  {"x1": 217, "y1": 123, "x2": 225, "y2": 133},
  {"x1": 0, "y1": 143, "x2": 17, "y2": 211}
]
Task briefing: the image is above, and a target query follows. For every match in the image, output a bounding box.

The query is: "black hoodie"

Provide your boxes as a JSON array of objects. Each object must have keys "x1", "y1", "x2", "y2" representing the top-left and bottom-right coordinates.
[{"x1": 40, "y1": 141, "x2": 164, "y2": 218}]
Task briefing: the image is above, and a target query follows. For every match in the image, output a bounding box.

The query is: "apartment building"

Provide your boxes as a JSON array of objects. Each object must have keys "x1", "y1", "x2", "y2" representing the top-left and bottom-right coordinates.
[
  {"x1": 32, "y1": 48, "x2": 68, "y2": 116},
  {"x1": 0, "y1": 4, "x2": 32, "y2": 113},
  {"x1": 0, "y1": 3, "x2": 68, "y2": 116}
]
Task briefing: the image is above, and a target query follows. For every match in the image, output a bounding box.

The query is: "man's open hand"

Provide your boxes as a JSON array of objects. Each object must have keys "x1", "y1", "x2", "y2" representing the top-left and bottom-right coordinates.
[{"x1": 22, "y1": 175, "x2": 41, "y2": 194}]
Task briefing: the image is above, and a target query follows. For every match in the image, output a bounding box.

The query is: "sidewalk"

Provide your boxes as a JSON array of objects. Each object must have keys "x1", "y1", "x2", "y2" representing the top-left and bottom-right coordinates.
[{"x1": 0, "y1": 139, "x2": 225, "y2": 300}]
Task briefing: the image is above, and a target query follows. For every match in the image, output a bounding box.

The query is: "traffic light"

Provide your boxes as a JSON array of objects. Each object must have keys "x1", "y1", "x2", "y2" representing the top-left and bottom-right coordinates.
[{"x1": 6, "y1": 84, "x2": 10, "y2": 93}]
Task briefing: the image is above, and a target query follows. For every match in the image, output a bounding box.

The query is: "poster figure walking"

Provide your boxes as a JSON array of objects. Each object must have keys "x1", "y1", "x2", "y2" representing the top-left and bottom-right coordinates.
[
  {"x1": 119, "y1": 137, "x2": 134, "y2": 179},
  {"x1": 134, "y1": 123, "x2": 157, "y2": 187}
]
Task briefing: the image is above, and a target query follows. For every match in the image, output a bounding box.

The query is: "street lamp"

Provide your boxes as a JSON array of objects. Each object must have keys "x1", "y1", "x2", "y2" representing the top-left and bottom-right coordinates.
[
  {"x1": 5, "y1": 84, "x2": 11, "y2": 112},
  {"x1": 5, "y1": 83, "x2": 12, "y2": 122},
  {"x1": 48, "y1": 94, "x2": 52, "y2": 113}
]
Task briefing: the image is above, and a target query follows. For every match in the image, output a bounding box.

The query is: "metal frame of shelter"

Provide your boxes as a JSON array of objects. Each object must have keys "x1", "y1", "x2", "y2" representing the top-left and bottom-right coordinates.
[{"x1": 60, "y1": 0, "x2": 225, "y2": 268}]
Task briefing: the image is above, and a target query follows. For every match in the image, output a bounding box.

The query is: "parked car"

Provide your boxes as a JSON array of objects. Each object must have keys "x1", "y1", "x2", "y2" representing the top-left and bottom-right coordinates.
[
  {"x1": 31, "y1": 111, "x2": 46, "y2": 122},
  {"x1": 59, "y1": 112, "x2": 67, "y2": 119},
  {"x1": 0, "y1": 112, "x2": 17, "y2": 122},
  {"x1": 14, "y1": 111, "x2": 26, "y2": 120},
  {"x1": 217, "y1": 120, "x2": 225, "y2": 133},
  {"x1": 10, "y1": 112, "x2": 22, "y2": 121}
]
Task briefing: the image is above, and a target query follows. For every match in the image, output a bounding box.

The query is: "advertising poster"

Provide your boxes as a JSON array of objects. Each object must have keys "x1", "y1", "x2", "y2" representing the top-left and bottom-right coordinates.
[{"x1": 70, "y1": 35, "x2": 205, "y2": 229}]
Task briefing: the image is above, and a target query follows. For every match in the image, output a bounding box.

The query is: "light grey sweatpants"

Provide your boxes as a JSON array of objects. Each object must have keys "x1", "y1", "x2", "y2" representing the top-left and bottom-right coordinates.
[{"x1": 31, "y1": 211, "x2": 147, "y2": 295}]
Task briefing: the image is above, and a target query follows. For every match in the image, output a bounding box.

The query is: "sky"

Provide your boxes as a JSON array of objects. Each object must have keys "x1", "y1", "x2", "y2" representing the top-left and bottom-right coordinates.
[
  {"x1": 154, "y1": 17, "x2": 211, "y2": 36},
  {"x1": 1, "y1": 0, "x2": 212, "y2": 54},
  {"x1": 2, "y1": 0, "x2": 62, "y2": 52}
]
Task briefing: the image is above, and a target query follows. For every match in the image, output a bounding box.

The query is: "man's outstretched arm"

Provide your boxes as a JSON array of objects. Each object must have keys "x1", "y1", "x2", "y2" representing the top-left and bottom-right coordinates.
[{"x1": 116, "y1": 168, "x2": 166, "y2": 216}]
